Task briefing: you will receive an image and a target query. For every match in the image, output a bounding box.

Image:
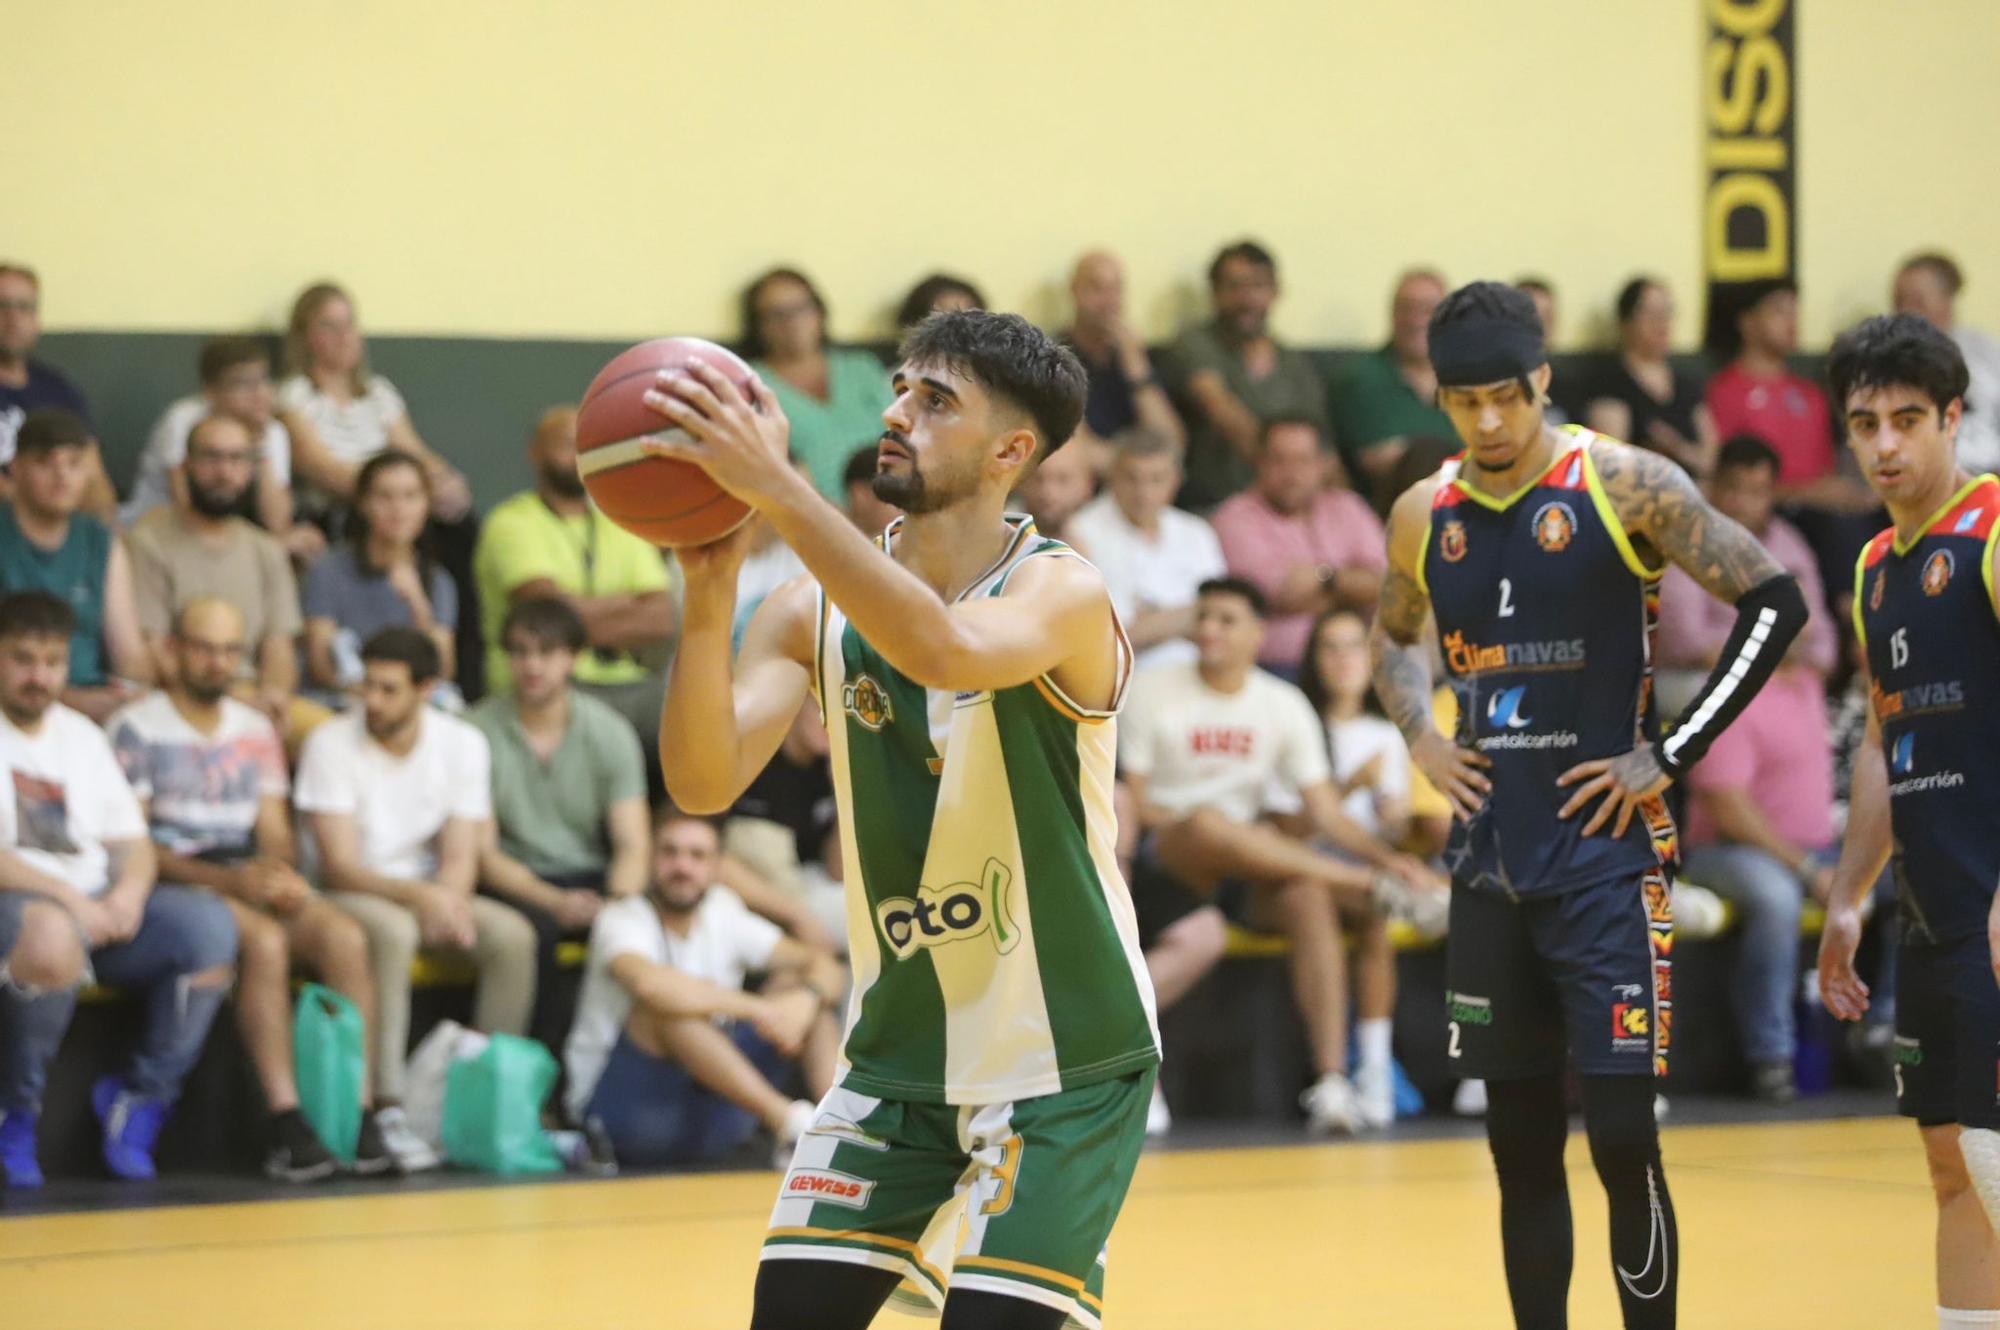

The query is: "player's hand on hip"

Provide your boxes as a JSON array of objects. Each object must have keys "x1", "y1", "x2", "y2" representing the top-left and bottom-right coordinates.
[
  {"x1": 1816, "y1": 906, "x2": 1870, "y2": 1021},
  {"x1": 641, "y1": 363, "x2": 794, "y2": 507},
  {"x1": 1557, "y1": 744, "x2": 1670, "y2": 838},
  {"x1": 1410, "y1": 729, "x2": 1491, "y2": 822}
]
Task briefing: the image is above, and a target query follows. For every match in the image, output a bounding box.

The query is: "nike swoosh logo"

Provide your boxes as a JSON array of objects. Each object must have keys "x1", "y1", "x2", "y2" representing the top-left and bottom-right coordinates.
[{"x1": 1616, "y1": 1163, "x2": 1672, "y2": 1301}]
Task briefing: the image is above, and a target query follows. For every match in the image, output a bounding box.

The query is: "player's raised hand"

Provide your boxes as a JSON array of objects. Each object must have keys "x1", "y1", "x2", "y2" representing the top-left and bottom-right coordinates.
[
  {"x1": 1556, "y1": 744, "x2": 1671, "y2": 838},
  {"x1": 1816, "y1": 905, "x2": 1870, "y2": 1021},
  {"x1": 1410, "y1": 728, "x2": 1491, "y2": 822},
  {"x1": 641, "y1": 363, "x2": 795, "y2": 508}
]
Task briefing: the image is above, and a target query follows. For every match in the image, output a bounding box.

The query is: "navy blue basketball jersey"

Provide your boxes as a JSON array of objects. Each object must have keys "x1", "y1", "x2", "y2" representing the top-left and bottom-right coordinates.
[
  {"x1": 1855, "y1": 474, "x2": 2000, "y2": 946},
  {"x1": 1420, "y1": 428, "x2": 1677, "y2": 896}
]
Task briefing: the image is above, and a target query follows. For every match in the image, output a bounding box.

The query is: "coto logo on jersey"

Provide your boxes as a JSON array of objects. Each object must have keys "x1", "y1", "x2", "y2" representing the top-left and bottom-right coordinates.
[
  {"x1": 1440, "y1": 520, "x2": 1468, "y2": 563},
  {"x1": 842, "y1": 674, "x2": 894, "y2": 732},
  {"x1": 876, "y1": 858, "x2": 1020, "y2": 961},
  {"x1": 784, "y1": 1167, "x2": 875, "y2": 1209},
  {"x1": 1923, "y1": 549, "x2": 1955, "y2": 596},
  {"x1": 1869, "y1": 567, "x2": 1886, "y2": 612},
  {"x1": 1532, "y1": 501, "x2": 1576, "y2": 553},
  {"x1": 1486, "y1": 686, "x2": 1533, "y2": 730}
]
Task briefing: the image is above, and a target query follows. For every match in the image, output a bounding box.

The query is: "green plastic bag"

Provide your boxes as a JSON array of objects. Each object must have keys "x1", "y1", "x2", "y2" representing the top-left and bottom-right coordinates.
[
  {"x1": 441, "y1": 1033, "x2": 564, "y2": 1176},
  {"x1": 294, "y1": 983, "x2": 365, "y2": 1165}
]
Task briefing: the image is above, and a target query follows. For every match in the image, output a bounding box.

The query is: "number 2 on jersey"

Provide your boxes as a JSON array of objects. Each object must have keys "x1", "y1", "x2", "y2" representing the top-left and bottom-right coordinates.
[{"x1": 1498, "y1": 578, "x2": 1516, "y2": 619}]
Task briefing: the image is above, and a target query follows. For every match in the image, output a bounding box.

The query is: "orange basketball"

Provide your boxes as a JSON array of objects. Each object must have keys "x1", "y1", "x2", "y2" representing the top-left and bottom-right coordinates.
[{"x1": 574, "y1": 337, "x2": 757, "y2": 548}]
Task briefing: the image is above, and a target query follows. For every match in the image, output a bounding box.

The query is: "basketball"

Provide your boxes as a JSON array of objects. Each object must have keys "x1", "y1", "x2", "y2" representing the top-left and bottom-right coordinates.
[{"x1": 574, "y1": 336, "x2": 757, "y2": 548}]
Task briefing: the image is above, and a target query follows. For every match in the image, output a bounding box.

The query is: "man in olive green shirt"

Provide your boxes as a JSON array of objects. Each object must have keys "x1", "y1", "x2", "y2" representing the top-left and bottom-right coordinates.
[
  {"x1": 469, "y1": 597, "x2": 650, "y2": 1047},
  {"x1": 1166, "y1": 240, "x2": 1331, "y2": 510},
  {"x1": 472, "y1": 406, "x2": 677, "y2": 759},
  {"x1": 1328, "y1": 269, "x2": 1455, "y2": 501}
]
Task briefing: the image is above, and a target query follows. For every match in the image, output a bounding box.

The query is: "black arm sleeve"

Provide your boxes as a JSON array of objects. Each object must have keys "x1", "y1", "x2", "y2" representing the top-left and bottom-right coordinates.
[{"x1": 1655, "y1": 572, "x2": 1809, "y2": 779}]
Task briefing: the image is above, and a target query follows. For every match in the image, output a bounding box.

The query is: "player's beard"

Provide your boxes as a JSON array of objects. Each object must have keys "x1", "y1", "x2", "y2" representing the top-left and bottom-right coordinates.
[{"x1": 871, "y1": 439, "x2": 978, "y2": 516}]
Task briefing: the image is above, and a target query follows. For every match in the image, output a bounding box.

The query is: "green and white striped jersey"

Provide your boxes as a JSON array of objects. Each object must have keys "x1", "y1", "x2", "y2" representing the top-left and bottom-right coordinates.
[{"x1": 813, "y1": 514, "x2": 1160, "y2": 1105}]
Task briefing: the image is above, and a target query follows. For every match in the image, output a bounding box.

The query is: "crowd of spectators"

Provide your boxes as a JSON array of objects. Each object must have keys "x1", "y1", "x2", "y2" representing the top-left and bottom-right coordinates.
[{"x1": 0, "y1": 238, "x2": 1979, "y2": 1188}]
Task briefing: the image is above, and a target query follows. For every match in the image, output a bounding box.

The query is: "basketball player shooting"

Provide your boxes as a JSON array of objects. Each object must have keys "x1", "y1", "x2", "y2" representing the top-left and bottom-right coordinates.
[
  {"x1": 641, "y1": 310, "x2": 1159, "y2": 1330},
  {"x1": 1369, "y1": 282, "x2": 1808, "y2": 1329}
]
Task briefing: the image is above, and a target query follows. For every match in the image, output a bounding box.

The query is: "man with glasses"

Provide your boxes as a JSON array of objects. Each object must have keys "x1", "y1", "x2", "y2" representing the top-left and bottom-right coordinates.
[{"x1": 127, "y1": 414, "x2": 304, "y2": 735}]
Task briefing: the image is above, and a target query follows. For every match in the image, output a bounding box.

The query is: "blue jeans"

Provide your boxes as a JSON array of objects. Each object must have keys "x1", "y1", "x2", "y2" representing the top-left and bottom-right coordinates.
[
  {"x1": 1682, "y1": 844, "x2": 1815, "y2": 1064},
  {"x1": 584, "y1": 1026, "x2": 784, "y2": 1167},
  {"x1": 0, "y1": 886, "x2": 237, "y2": 1113}
]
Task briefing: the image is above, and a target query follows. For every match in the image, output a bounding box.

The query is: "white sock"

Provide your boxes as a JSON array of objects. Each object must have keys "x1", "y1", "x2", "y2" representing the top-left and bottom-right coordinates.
[
  {"x1": 1937, "y1": 1308, "x2": 2000, "y2": 1326},
  {"x1": 1958, "y1": 1128, "x2": 2000, "y2": 1233},
  {"x1": 1356, "y1": 1019, "x2": 1393, "y2": 1073}
]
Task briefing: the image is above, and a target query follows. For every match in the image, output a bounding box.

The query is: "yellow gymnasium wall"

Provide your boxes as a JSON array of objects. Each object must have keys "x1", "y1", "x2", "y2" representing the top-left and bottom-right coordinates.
[{"x1": 7, "y1": 0, "x2": 1997, "y2": 349}]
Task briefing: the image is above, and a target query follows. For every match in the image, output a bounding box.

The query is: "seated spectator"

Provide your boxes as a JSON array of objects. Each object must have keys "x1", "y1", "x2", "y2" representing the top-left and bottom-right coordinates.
[
  {"x1": 1514, "y1": 276, "x2": 1569, "y2": 426},
  {"x1": 469, "y1": 599, "x2": 650, "y2": 1048},
  {"x1": 1658, "y1": 435, "x2": 1837, "y2": 1102},
  {"x1": 842, "y1": 443, "x2": 900, "y2": 537},
  {"x1": 109, "y1": 598, "x2": 384, "y2": 1181},
  {"x1": 1328, "y1": 269, "x2": 1454, "y2": 499},
  {"x1": 1893, "y1": 251, "x2": 2000, "y2": 474},
  {"x1": 474, "y1": 406, "x2": 675, "y2": 758},
  {"x1": 128, "y1": 414, "x2": 304, "y2": 732},
  {"x1": 1118, "y1": 578, "x2": 1440, "y2": 1135},
  {"x1": 1066, "y1": 428, "x2": 1225, "y2": 671},
  {"x1": 1584, "y1": 276, "x2": 1718, "y2": 476},
  {"x1": 279, "y1": 282, "x2": 473, "y2": 522},
  {"x1": 724, "y1": 701, "x2": 843, "y2": 947},
  {"x1": 295, "y1": 628, "x2": 535, "y2": 1172},
  {"x1": 302, "y1": 452, "x2": 458, "y2": 707},
  {"x1": 0, "y1": 410, "x2": 153, "y2": 722},
  {"x1": 125, "y1": 335, "x2": 314, "y2": 555},
  {"x1": 1168, "y1": 240, "x2": 1331, "y2": 510},
  {"x1": 741, "y1": 268, "x2": 892, "y2": 502},
  {"x1": 1061, "y1": 250, "x2": 1185, "y2": 454},
  {"x1": 895, "y1": 272, "x2": 986, "y2": 332},
  {"x1": 1211, "y1": 417, "x2": 1386, "y2": 679},
  {"x1": 0, "y1": 591, "x2": 234, "y2": 1187},
  {"x1": 563, "y1": 810, "x2": 846, "y2": 1167},
  {"x1": 1297, "y1": 606, "x2": 1411, "y2": 1127},
  {"x1": 1012, "y1": 433, "x2": 1096, "y2": 547},
  {"x1": 0, "y1": 263, "x2": 119, "y2": 521}
]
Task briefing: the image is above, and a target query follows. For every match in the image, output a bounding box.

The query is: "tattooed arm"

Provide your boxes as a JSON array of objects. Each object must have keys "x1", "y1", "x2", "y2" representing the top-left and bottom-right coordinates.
[
  {"x1": 1557, "y1": 438, "x2": 1808, "y2": 836},
  {"x1": 1370, "y1": 478, "x2": 1491, "y2": 821}
]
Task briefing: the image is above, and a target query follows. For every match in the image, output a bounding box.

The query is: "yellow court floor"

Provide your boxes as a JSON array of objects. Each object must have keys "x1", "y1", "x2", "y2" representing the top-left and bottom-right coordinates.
[{"x1": 0, "y1": 1115, "x2": 1934, "y2": 1329}]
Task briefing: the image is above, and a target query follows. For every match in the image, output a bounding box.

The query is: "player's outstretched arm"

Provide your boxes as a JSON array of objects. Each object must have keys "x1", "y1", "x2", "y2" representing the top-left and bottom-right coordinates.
[
  {"x1": 659, "y1": 538, "x2": 815, "y2": 815},
  {"x1": 1818, "y1": 698, "x2": 1891, "y2": 1021},
  {"x1": 1568, "y1": 439, "x2": 1808, "y2": 814},
  {"x1": 1370, "y1": 478, "x2": 1490, "y2": 821}
]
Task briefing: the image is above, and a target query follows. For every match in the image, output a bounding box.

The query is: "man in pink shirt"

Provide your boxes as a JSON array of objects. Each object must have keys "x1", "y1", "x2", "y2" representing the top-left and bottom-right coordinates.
[
  {"x1": 1661, "y1": 436, "x2": 1839, "y2": 1104},
  {"x1": 1210, "y1": 417, "x2": 1385, "y2": 677}
]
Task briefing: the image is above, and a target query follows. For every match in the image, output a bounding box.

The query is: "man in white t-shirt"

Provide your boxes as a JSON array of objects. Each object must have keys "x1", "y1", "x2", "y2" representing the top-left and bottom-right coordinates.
[
  {"x1": 294, "y1": 625, "x2": 534, "y2": 1171},
  {"x1": 1066, "y1": 428, "x2": 1227, "y2": 672},
  {"x1": 565, "y1": 810, "x2": 846, "y2": 1168},
  {"x1": 1119, "y1": 577, "x2": 1442, "y2": 1135},
  {"x1": 0, "y1": 591, "x2": 238, "y2": 1188}
]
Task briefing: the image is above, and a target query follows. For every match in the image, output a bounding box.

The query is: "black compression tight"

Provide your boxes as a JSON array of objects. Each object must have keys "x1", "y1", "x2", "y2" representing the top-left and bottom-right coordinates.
[
  {"x1": 1483, "y1": 1074, "x2": 1678, "y2": 1330},
  {"x1": 749, "y1": 1260, "x2": 1068, "y2": 1330}
]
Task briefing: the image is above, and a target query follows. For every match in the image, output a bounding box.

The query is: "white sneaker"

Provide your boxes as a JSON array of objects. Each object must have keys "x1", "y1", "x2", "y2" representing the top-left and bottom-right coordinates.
[
  {"x1": 1145, "y1": 1084, "x2": 1172, "y2": 1138},
  {"x1": 1452, "y1": 1079, "x2": 1488, "y2": 1117},
  {"x1": 373, "y1": 1106, "x2": 440, "y2": 1174},
  {"x1": 1300, "y1": 1073, "x2": 1362, "y2": 1136},
  {"x1": 771, "y1": 1099, "x2": 815, "y2": 1171},
  {"x1": 1354, "y1": 1063, "x2": 1395, "y2": 1128}
]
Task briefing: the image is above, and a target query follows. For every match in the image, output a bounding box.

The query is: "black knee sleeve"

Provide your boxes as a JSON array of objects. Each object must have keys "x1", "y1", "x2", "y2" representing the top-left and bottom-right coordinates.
[
  {"x1": 1580, "y1": 1076, "x2": 1677, "y2": 1329},
  {"x1": 940, "y1": 1288, "x2": 1070, "y2": 1330},
  {"x1": 749, "y1": 1259, "x2": 900, "y2": 1330}
]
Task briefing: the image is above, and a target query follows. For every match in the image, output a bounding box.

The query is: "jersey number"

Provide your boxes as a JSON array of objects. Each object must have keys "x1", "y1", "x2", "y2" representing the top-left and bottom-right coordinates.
[
  {"x1": 1447, "y1": 1022, "x2": 1462, "y2": 1059},
  {"x1": 1890, "y1": 627, "x2": 1910, "y2": 670},
  {"x1": 1498, "y1": 579, "x2": 1516, "y2": 619}
]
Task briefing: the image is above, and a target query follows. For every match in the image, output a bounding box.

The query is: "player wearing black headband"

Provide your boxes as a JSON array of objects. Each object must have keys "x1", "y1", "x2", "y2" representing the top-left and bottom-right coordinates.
[{"x1": 1369, "y1": 281, "x2": 1808, "y2": 1330}]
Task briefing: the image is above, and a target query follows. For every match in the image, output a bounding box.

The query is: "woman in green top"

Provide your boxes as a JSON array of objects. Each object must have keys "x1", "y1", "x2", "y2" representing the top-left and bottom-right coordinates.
[{"x1": 741, "y1": 268, "x2": 893, "y2": 501}]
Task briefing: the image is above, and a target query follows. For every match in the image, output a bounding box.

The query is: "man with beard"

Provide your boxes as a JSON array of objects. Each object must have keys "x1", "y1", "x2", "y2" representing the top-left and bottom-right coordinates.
[
  {"x1": 1166, "y1": 240, "x2": 1332, "y2": 510},
  {"x1": 128, "y1": 413, "x2": 304, "y2": 734},
  {"x1": 643, "y1": 311, "x2": 1159, "y2": 1330},
  {"x1": 109, "y1": 598, "x2": 385, "y2": 1181},
  {"x1": 563, "y1": 809, "x2": 845, "y2": 1169},
  {"x1": 473, "y1": 405, "x2": 676, "y2": 756}
]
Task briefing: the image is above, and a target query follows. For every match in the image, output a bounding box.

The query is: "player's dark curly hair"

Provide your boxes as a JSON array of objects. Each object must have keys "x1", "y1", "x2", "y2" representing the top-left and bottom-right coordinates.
[
  {"x1": 1429, "y1": 280, "x2": 1543, "y2": 399},
  {"x1": 898, "y1": 310, "x2": 1086, "y2": 459},
  {"x1": 1826, "y1": 314, "x2": 1969, "y2": 416}
]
